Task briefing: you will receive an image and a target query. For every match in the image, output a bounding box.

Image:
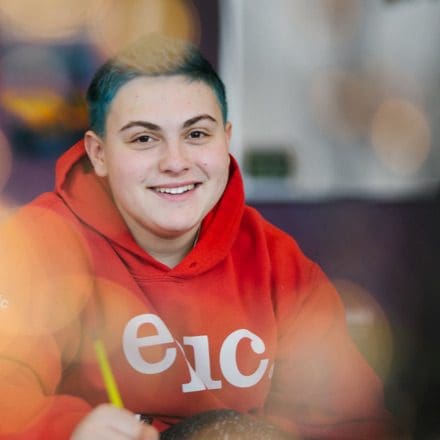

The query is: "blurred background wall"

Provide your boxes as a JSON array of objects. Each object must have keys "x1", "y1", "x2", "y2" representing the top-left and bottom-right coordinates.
[
  {"x1": 221, "y1": 0, "x2": 440, "y2": 201},
  {"x1": 0, "y1": 1, "x2": 439, "y2": 438}
]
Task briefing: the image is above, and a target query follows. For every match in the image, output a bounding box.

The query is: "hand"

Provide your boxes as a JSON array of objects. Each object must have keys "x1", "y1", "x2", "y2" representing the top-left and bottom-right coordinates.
[{"x1": 71, "y1": 404, "x2": 158, "y2": 440}]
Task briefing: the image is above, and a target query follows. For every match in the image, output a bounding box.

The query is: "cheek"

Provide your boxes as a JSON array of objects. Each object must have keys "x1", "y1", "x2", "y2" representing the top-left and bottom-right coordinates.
[
  {"x1": 108, "y1": 154, "x2": 146, "y2": 182},
  {"x1": 209, "y1": 157, "x2": 230, "y2": 196},
  {"x1": 216, "y1": 154, "x2": 231, "y2": 183},
  {"x1": 199, "y1": 148, "x2": 230, "y2": 175},
  {"x1": 109, "y1": 166, "x2": 130, "y2": 184}
]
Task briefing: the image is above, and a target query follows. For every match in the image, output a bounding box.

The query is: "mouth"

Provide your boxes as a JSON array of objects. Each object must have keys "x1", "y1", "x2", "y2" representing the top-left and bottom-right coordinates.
[{"x1": 152, "y1": 183, "x2": 199, "y2": 195}]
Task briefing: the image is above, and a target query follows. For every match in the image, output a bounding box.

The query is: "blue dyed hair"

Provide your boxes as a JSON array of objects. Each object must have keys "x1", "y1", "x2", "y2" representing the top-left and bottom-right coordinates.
[{"x1": 86, "y1": 34, "x2": 228, "y2": 136}]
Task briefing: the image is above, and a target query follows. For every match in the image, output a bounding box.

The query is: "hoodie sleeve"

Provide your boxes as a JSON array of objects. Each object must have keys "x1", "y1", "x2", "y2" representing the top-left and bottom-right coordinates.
[
  {"x1": 262, "y1": 230, "x2": 398, "y2": 439},
  {"x1": 0, "y1": 201, "x2": 93, "y2": 439}
]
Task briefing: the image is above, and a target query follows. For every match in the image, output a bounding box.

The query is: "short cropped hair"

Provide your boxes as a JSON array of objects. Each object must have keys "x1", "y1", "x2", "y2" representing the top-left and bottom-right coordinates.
[{"x1": 86, "y1": 34, "x2": 228, "y2": 136}]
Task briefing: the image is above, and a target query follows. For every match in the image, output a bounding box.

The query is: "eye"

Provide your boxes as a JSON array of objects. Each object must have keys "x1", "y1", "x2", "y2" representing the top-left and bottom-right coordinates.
[
  {"x1": 135, "y1": 134, "x2": 153, "y2": 143},
  {"x1": 188, "y1": 130, "x2": 207, "y2": 139}
]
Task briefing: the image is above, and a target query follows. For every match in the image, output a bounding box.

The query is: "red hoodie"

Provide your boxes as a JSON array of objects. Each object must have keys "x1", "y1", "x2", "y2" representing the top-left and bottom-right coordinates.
[{"x1": 0, "y1": 141, "x2": 394, "y2": 439}]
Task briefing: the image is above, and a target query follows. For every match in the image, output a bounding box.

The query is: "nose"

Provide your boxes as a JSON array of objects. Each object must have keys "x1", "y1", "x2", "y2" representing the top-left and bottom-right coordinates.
[{"x1": 159, "y1": 141, "x2": 191, "y2": 174}]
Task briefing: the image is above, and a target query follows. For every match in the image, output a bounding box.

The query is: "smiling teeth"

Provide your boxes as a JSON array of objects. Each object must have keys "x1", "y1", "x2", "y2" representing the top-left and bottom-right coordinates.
[{"x1": 155, "y1": 184, "x2": 195, "y2": 194}]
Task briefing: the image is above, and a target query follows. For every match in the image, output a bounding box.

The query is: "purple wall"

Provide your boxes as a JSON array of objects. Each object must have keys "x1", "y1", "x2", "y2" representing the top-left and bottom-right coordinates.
[{"x1": 254, "y1": 198, "x2": 440, "y2": 437}]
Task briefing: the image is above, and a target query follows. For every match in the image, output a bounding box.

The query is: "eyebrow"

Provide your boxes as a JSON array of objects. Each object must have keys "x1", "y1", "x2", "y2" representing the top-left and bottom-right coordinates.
[
  {"x1": 119, "y1": 120, "x2": 160, "y2": 132},
  {"x1": 182, "y1": 114, "x2": 218, "y2": 128},
  {"x1": 119, "y1": 114, "x2": 218, "y2": 133}
]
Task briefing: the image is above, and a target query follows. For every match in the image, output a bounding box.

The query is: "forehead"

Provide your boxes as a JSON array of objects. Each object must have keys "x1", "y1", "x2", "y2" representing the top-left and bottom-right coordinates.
[{"x1": 106, "y1": 75, "x2": 221, "y2": 128}]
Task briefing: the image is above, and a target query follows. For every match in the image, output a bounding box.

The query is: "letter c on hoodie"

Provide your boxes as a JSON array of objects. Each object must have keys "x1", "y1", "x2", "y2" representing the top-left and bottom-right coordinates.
[
  {"x1": 123, "y1": 314, "x2": 176, "y2": 374},
  {"x1": 219, "y1": 329, "x2": 269, "y2": 388}
]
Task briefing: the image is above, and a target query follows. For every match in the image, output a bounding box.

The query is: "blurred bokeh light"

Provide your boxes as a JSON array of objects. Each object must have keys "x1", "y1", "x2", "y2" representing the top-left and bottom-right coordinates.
[
  {"x1": 0, "y1": 46, "x2": 70, "y2": 128},
  {"x1": 0, "y1": 0, "x2": 90, "y2": 43},
  {"x1": 310, "y1": 69, "x2": 380, "y2": 145},
  {"x1": 86, "y1": 0, "x2": 200, "y2": 57},
  {"x1": 371, "y1": 99, "x2": 431, "y2": 175},
  {"x1": 0, "y1": 198, "x2": 13, "y2": 222},
  {"x1": 333, "y1": 278, "x2": 393, "y2": 380}
]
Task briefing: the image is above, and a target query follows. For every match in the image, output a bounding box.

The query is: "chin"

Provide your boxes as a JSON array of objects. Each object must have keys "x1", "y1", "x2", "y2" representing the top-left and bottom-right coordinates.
[{"x1": 156, "y1": 222, "x2": 199, "y2": 237}]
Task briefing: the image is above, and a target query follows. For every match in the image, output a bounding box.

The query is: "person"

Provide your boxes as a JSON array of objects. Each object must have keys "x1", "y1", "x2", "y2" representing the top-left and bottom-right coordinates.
[{"x1": 0, "y1": 34, "x2": 396, "y2": 439}]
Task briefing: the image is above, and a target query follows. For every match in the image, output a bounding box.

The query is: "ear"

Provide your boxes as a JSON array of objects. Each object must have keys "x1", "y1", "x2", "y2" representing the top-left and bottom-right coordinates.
[
  {"x1": 84, "y1": 130, "x2": 108, "y2": 177},
  {"x1": 224, "y1": 122, "x2": 232, "y2": 150}
]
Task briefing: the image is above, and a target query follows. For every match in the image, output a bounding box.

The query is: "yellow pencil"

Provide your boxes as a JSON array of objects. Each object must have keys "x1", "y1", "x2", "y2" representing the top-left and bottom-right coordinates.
[{"x1": 94, "y1": 339, "x2": 124, "y2": 408}]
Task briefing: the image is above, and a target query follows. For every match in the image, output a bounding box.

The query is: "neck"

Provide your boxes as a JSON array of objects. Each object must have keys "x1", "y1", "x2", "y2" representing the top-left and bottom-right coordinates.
[
  {"x1": 147, "y1": 230, "x2": 199, "y2": 268},
  {"x1": 126, "y1": 220, "x2": 200, "y2": 268}
]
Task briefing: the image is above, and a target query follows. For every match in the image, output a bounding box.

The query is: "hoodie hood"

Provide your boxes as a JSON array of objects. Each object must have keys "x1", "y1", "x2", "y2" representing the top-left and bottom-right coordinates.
[{"x1": 55, "y1": 140, "x2": 245, "y2": 277}]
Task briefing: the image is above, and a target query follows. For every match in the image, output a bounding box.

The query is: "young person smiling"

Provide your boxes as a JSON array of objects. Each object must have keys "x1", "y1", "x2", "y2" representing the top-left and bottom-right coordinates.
[
  {"x1": 0, "y1": 35, "x2": 396, "y2": 439},
  {"x1": 85, "y1": 73, "x2": 232, "y2": 269}
]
